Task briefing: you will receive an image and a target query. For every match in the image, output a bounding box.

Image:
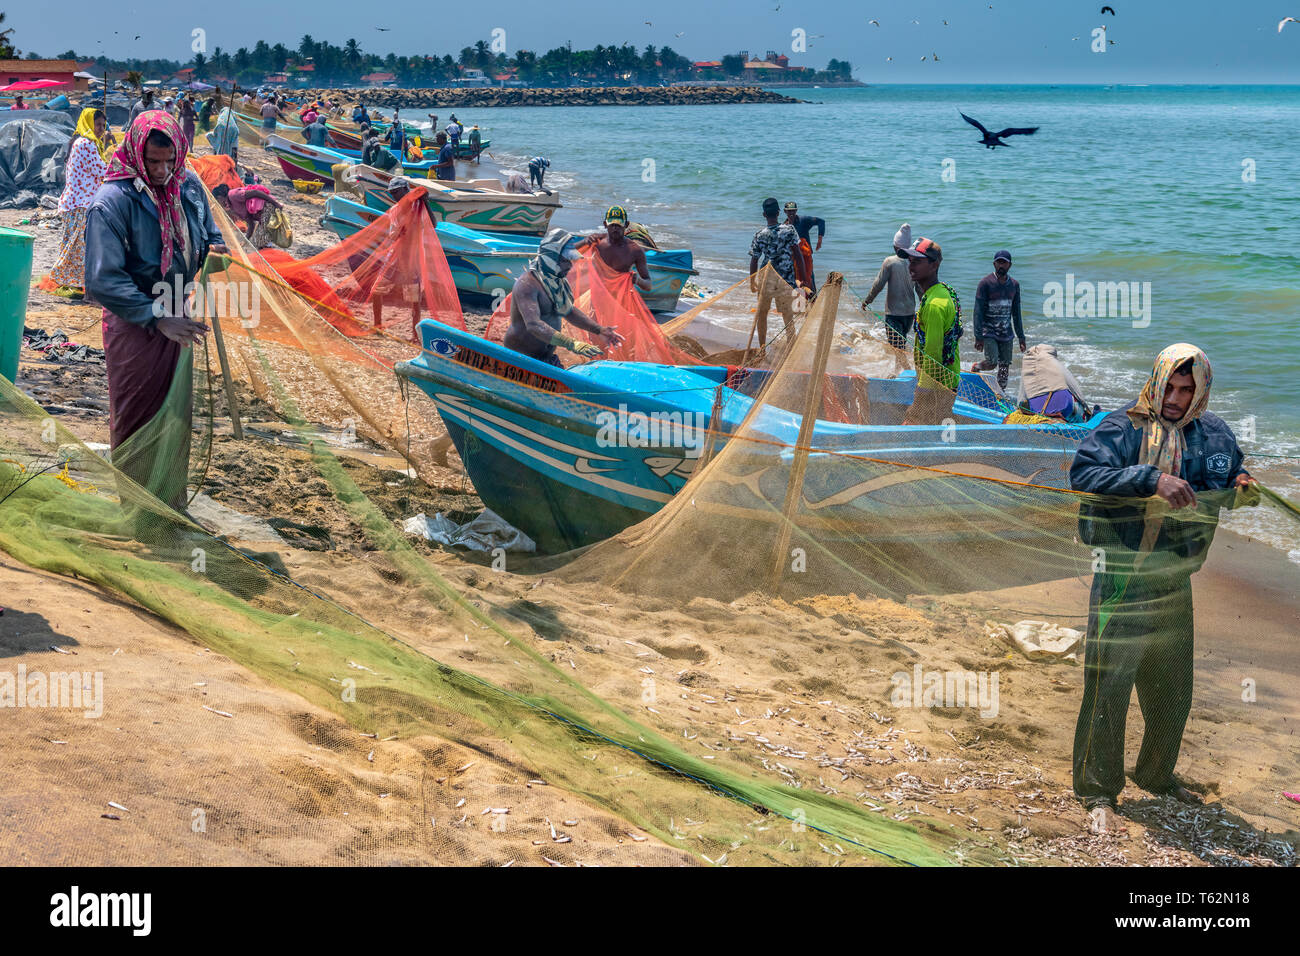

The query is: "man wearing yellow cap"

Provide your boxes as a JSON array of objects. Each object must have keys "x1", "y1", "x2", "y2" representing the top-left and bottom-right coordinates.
[
  {"x1": 589, "y1": 205, "x2": 652, "y2": 293},
  {"x1": 1069, "y1": 344, "x2": 1258, "y2": 835}
]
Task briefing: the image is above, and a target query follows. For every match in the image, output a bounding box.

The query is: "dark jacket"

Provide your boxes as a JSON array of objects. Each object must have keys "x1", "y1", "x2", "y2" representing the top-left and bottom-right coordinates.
[
  {"x1": 1071, "y1": 402, "x2": 1249, "y2": 566},
  {"x1": 85, "y1": 169, "x2": 221, "y2": 327}
]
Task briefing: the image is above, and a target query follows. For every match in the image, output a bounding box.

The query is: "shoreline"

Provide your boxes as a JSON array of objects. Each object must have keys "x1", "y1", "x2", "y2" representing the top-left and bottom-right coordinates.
[{"x1": 291, "y1": 85, "x2": 805, "y2": 109}]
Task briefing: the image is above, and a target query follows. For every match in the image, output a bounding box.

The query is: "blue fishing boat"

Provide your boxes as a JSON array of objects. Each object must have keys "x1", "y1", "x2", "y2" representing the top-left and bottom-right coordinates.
[
  {"x1": 321, "y1": 195, "x2": 698, "y2": 313},
  {"x1": 394, "y1": 319, "x2": 1104, "y2": 555}
]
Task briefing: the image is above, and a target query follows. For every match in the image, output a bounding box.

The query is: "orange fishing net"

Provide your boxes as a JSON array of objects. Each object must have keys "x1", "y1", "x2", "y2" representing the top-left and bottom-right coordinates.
[{"x1": 484, "y1": 246, "x2": 701, "y2": 366}]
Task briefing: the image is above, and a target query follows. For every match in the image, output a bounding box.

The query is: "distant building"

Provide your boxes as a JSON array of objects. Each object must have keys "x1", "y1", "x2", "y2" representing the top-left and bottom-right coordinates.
[
  {"x1": 0, "y1": 58, "x2": 88, "y2": 93},
  {"x1": 360, "y1": 72, "x2": 396, "y2": 87},
  {"x1": 454, "y1": 68, "x2": 492, "y2": 88}
]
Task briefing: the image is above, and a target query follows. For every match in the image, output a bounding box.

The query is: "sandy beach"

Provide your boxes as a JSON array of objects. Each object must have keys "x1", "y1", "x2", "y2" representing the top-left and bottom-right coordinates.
[{"x1": 2, "y1": 123, "x2": 1298, "y2": 868}]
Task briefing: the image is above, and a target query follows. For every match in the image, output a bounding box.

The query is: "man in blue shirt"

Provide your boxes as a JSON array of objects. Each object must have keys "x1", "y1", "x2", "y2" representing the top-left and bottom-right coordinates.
[
  {"x1": 972, "y1": 249, "x2": 1025, "y2": 390},
  {"x1": 433, "y1": 131, "x2": 456, "y2": 181}
]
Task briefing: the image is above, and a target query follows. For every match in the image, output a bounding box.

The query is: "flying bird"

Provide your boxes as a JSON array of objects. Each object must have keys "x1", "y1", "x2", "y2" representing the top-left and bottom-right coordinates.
[
  {"x1": 869, "y1": 19, "x2": 880, "y2": 26},
  {"x1": 933, "y1": 52, "x2": 941, "y2": 61},
  {"x1": 960, "y1": 111, "x2": 1039, "y2": 148},
  {"x1": 134, "y1": 34, "x2": 141, "y2": 40},
  {"x1": 1101, "y1": 4, "x2": 1116, "y2": 13},
  {"x1": 886, "y1": 56, "x2": 893, "y2": 61},
  {"x1": 675, "y1": 31, "x2": 686, "y2": 37},
  {"x1": 1280, "y1": 16, "x2": 1300, "y2": 32},
  {"x1": 644, "y1": 20, "x2": 652, "y2": 26},
  {"x1": 375, "y1": 26, "x2": 391, "y2": 31},
  {"x1": 920, "y1": 56, "x2": 928, "y2": 61}
]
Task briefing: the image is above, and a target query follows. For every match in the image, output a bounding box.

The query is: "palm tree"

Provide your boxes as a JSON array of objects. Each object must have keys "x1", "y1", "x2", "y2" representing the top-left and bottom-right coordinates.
[
  {"x1": 343, "y1": 39, "x2": 362, "y2": 76},
  {"x1": 473, "y1": 39, "x2": 491, "y2": 71},
  {"x1": 0, "y1": 13, "x2": 18, "y2": 59}
]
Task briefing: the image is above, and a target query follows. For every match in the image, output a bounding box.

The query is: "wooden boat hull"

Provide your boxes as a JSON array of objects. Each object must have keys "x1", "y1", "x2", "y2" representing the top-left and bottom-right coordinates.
[
  {"x1": 263, "y1": 135, "x2": 344, "y2": 185},
  {"x1": 394, "y1": 321, "x2": 1100, "y2": 560},
  {"x1": 322, "y1": 196, "x2": 695, "y2": 312},
  {"x1": 346, "y1": 164, "x2": 560, "y2": 236}
]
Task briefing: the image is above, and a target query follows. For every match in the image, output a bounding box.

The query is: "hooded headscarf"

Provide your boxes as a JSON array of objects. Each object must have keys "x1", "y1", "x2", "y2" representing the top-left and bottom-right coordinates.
[
  {"x1": 71, "y1": 107, "x2": 113, "y2": 163},
  {"x1": 528, "y1": 228, "x2": 582, "y2": 317},
  {"x1": 1127, "y1": 344, "x2": 1213, "y2": 555},
  {"x1": 893, "y1": 222, "x2": 911, "y2": 252},
  {"x1": 104, "y1": 110, "x2": 190, "y2": 274},
  {"x1": 1127, "y1": 343, "x2": 1213, "y2": 479}
]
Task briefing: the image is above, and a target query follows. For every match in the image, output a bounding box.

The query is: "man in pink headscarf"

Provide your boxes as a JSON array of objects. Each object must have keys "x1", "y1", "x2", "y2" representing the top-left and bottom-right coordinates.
[
  {"x1": 1068, "y1": 344, "x2": 1258, "y2": 835},
  {"x1": 85, "y1": 110, "x2": 225, "y2": 513}
]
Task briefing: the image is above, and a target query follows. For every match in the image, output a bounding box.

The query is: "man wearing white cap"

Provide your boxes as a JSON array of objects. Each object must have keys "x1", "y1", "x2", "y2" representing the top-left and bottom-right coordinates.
[{"x1": 864, "y1": 223, "x2": 919, "y2": 354}]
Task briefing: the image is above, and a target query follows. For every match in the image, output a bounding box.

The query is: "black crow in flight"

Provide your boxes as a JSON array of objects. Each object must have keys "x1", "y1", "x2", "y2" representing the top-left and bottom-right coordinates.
[{"x1": 960, "y1": 111, "x2": 1039, "y2": 148}]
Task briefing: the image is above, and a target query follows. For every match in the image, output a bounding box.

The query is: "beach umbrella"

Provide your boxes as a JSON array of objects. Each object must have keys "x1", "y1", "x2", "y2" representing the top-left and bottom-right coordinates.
[
  {"x1": 0, "y1": 79, "x2": 68, "y2": 91},
  {"x1": 188, "y1": 81, "x2": 215, "y2": 91}
]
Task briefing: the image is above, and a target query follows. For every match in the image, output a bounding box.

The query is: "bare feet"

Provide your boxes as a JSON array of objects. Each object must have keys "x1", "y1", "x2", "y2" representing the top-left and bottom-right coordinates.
[
  {"x1": 1088, "y1": 804, "x2": 1128, "y2": 837},
  {"x1": 1162, "y1": 783, "x2": 1203, "y2": 805}
]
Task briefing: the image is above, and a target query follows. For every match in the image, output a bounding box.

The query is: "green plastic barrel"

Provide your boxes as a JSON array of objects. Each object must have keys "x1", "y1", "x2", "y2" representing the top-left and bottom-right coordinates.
[{"x1": 0, "y1": 225, "x2": 35, "y2": 383}]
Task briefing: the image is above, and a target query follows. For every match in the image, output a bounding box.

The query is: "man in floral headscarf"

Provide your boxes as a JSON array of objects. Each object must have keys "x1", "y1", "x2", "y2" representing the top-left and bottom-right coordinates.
[
  {"x1": 1068, "y1": 343, "x2": 1257, "y2": 834},
  {"x1": 85, "y1": 111, "x2": 224, "y2": 513}
]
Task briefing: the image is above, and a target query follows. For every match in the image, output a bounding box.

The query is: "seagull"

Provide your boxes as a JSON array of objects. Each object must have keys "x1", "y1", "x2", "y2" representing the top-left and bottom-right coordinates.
[
  {"x1": 134, "y1": 34, "x2": 141, "y2": 40},
  {"x1": 869, "y1": 19, "x2": 880, "y2": 26},
  {"x1": 886, "y1": 56, "x2": 893, "y2": 61},
  {"x1": 1280, "y1": 16, "x2": 1300, "y2": 32},
  {"x1": 1101, "y1": 4, "x2": 1116, "y2": 13},
  {"x1": 921, "y1": 56, "x2": 927, "y2": 61},
  {"x1": 675, "y1": 31, "x2": 686, "y2": 37},
  {"x1": 644, "y1": 20, "x2": 652, "y2": 26},
  {"x1": 943, "y1": 19, "x2": 949, "y2": 25},
  {"x1": 960, "y1": 110, "x2": 1039, "y2": 148},
  {"x1": 375, "y1": 26, "x2": 391, "y2": 31},
  {"x1": 911, "y1": 18, "x2": 920, "y2": 24},
  {"x1": 1071, "y1": 35, "x2": 1081, "y2": 40},
  {"x1": 933, "y1": 52, "x2": 941, "y2": 61}
]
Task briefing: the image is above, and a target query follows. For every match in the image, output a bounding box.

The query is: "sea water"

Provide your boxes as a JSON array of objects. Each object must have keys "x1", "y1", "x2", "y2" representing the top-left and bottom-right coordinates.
[{"x1": 407, "y1": 84, "x2": 1300, "y2": 553}]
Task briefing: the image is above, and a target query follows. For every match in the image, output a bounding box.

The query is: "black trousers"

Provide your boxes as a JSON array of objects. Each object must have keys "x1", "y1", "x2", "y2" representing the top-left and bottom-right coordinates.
[{"x1": 1072, "y1": 567, "x2": 1194, "y2": 809}]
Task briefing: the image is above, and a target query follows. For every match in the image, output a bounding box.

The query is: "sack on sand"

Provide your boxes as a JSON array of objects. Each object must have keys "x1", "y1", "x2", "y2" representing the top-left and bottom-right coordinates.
[
  {"x1": 985, "y1": 620, "x2": 1083, "y2": 663},
  {"x1": 267, "y1": 207, "x2": 293, "y2": 249}
]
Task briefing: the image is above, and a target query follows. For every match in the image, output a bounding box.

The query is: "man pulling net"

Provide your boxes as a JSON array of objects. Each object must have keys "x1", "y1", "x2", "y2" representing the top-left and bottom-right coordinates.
[
  {"x1": 1069, "y1": 344, "x2": 1259, "y2": 835},
  {"x1": 504, "y1": 229, "x2": 625, "y2": 368}
]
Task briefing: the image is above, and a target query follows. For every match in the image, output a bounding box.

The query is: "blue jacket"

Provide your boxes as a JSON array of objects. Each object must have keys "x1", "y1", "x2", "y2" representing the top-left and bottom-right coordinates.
[
  {"x1": 1071, "y1": 402, "x2": 1249, "y2": 563},
  {"x1": 85, "y1": 170, "x2": 221, "y2": 327}
]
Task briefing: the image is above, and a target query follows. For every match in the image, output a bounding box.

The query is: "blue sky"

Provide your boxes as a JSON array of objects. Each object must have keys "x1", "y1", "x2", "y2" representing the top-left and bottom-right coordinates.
[{"x1": 8, "y1": 0, "x2": 1300, "y2": 83}]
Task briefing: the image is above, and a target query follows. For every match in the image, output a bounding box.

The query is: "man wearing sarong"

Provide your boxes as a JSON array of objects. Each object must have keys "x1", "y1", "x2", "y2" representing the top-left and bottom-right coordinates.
[
  {"x1": 85, "y1": 112, "x2": 223, "y2": 513},
  {"x1": 504, "y1": 229, "x2": 625, "y2": 368},
  {"x1": 1069, "y1": 344, "x2": 1258, "y2": 835},
  {"x1": 782, "y1": 200, "x2": 825, "y2": 295}
]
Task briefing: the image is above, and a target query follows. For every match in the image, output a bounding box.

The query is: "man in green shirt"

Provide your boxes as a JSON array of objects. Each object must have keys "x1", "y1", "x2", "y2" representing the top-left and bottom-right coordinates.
[{"x1": 900, "y1": 236, "x2": 963, "y2": 425}]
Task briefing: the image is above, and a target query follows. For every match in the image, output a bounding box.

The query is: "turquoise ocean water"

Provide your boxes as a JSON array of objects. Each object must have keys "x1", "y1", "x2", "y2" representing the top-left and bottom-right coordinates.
[{"x1": 400, "y1": 84, "x2": 1300, "y2": 554}]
